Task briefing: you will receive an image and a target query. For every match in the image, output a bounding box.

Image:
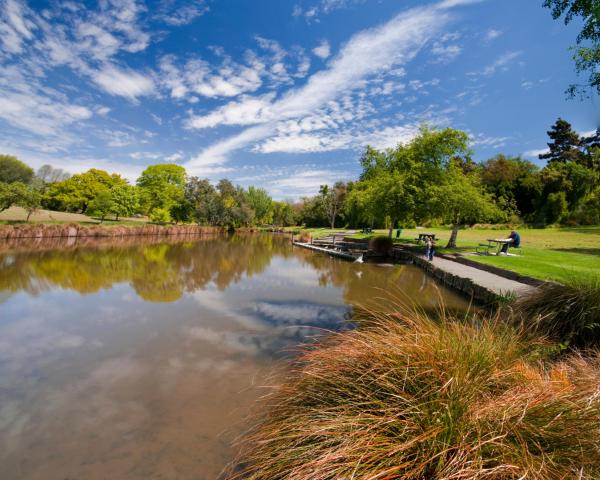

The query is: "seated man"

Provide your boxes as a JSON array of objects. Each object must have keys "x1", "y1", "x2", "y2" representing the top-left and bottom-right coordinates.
[{"x1": 501, "y1": 230, "x2": 520, "y2": 254}]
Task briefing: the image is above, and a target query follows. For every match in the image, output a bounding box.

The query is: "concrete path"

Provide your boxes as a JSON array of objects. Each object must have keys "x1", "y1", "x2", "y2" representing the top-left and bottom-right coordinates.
[{"x1": 430, "y1": 255, "x2": 535, "y2": 297}]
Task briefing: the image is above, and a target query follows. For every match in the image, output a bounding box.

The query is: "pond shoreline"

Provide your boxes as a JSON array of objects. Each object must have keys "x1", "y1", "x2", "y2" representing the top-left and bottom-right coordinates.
[{"x1": 0, "y1": 223, "x2": 223, "y2": 240}]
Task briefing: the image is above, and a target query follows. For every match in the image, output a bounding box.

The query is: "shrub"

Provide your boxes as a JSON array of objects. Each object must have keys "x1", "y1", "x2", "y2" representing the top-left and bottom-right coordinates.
[
  {"x1": 149, "y1": 207, "x2": 171, "y2": 224},
  {"x1": 297, "y1": 230, "x2": 312, "y2": 243},
  {"x1": 228, "y1": 311, "x2": 600, "y2": 479},
  {"x1": 513, "y1": 277, "x2": 600, "y2": 349},
  {"x1": 369, "y1": 235, "x2": 394, "y2": 255}
]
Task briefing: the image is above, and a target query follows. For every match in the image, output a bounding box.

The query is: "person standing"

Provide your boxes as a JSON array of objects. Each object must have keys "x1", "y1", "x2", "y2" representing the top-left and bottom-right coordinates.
[{"x1": 425, "y1": 235, "x2": 435, "y2": 261}]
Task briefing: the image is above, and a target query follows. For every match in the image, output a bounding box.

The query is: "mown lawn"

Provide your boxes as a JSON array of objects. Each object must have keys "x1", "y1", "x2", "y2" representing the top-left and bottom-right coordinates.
[
  {"x1": 0, "y1": 206, "x2": 148, "y2": 226},
  {"x1": 297, "y1": 226, "x2": 600, "y2": 284}
]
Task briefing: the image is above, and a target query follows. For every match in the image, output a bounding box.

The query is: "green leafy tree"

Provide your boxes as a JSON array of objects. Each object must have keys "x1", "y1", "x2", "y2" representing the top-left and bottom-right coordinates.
[
  {"x1": 428, "y1": 164, "x2": 503, "y2": 248},
  {"x1": 353, "y1": 126, "x2": 471, "y2": 235},
  {"x1": 0, "y1": 182, "x2": 24, "y2": 212},
  {"x1": 546, "y1": 191, "x2": 569, "y2": 223},
  {"x1": 87, "y1": 191, "x2": 115, "y2": 223},
  {"x1": 16, "y1": 185, "x2": 42, "y2": 221},
  {"x1": 0, "y1": 155, "x2": 34, "y2": 184},
  {"x1": 247, "y1": 186, "x2": 273, "y2": 225},
  {"x1": 110, "y1": 184, "x2": 140, "y2": 220},
  {"x1": 481, "y1": 154, "x2": 541, "y2": 216},
  {"x1": 184, "y1": 177, "x2": 220, "y2": 224},
  {"x1": 45, "y1": 168, "x2": 127, "y2": 213},
  {"x1": 137, "y1": 164, "x2": 186, "y2": 216},
  {"x1": 543, "y1": 0, "x2": 600, "y2": 98},
  {"x1": 272, "y1": 201, "x2": 296, "y2": 226}
]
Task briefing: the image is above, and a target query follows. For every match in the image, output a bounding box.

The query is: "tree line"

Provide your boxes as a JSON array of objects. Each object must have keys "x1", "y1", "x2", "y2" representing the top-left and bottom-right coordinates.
[
  {"x1": 0, "y1": 156, "x2": 296, "y2": 227},
  {"x1": 0, "y1": 118, "x2": 598, "y2": 241},
  {"x1": 295, "y1": 119, "x2": 599, "y2": 246}
]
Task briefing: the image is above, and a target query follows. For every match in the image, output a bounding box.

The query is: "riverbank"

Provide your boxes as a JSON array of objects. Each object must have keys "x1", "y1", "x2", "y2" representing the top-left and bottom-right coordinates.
[
  {"x1": 293, "y1": 226, "x2": 600, "y2": 284},
  {"x1": 0, "y1": 223, "x2": 222, "y2": 240}
]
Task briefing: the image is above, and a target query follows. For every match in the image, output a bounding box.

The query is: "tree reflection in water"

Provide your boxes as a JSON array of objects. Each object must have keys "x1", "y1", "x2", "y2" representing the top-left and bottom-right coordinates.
[{"x1": 0, "y1": 234, "x2": 293, "y2": 302}]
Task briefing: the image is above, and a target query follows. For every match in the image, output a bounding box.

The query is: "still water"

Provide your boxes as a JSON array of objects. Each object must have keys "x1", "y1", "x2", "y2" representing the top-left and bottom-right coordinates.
[{"x1": 0, "y1": 234, "x2": 469, "y2": 480}]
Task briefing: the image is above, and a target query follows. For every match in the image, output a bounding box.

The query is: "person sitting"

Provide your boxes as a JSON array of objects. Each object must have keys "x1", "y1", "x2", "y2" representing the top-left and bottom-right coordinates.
[{"x1": 501, "y1": 230, "x2": 520, "y2": 254}]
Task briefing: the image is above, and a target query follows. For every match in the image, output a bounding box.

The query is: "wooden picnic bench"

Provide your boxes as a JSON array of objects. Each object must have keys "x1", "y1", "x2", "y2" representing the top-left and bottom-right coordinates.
[
  {"x1": 476, "y1": 239, "x2": 518, "y2": 255},
  {"x1": 416, "y1": 233, "x2": 437, "y2": 244}
]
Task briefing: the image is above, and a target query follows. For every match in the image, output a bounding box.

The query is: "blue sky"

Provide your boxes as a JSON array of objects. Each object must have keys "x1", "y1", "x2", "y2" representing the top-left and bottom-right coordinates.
[{"x1": 0, "y1": 0, "x2": 598, "y2": 199}]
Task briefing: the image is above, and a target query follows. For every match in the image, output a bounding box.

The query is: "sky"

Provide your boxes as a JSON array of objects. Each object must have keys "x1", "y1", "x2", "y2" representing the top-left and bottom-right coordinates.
[{"x1": 0, "y1": 0, "x2": 598, "y2": 199}]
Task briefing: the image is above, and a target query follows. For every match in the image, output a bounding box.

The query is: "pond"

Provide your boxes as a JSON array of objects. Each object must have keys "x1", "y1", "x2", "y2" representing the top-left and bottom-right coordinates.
[{"x1": 0, "y1": 234, "x2": 470, "y2": 480}]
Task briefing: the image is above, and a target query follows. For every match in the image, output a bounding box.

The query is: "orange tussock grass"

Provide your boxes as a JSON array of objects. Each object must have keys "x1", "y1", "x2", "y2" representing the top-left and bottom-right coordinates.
[{"x1": 227, "y1": 309, "x2": 600, "y2": 479}]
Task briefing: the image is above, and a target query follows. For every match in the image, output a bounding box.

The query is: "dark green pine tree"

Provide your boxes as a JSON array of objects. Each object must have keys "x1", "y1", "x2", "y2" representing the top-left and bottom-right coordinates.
[
  {"x1": 539, "y1": 118, "x2": 584, "y2": 165},
  {"x1": 582, "y1": 128, "x2": 600, "y2": 169}
]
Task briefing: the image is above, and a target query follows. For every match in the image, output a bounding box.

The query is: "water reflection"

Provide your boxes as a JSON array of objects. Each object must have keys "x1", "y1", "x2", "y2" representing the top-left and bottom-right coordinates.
[
  {"x1": 0, "y1": 234, "x2": 469, "y2": 480},
  {"x1": 0, "y1": 234, "x2": 291, "y2": 302}
]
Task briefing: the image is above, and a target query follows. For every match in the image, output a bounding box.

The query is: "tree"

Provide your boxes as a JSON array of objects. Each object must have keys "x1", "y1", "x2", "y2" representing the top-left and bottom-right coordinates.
[
  {"x1": 36, "y1": 164, "x2": 71, "y2": 184},
  {"x1": 45, "y1": 168, "x2": 127, "y2": 212},
  {"x1": 319, "y1": 182, "x2": 347, "y2": 229},
  {"x1": 110, "y1": 184, "x2": 140, "y2": 220},
  {"x1": 247, "y1": 186, "x2": 273, "y2": 225},
  {"x1": 272, "y1": 201, "x2": 296, "y2": 226},
  {"x1": 87, "y1": 191, "x2": 115, "y2": 223},
  {"x1": 16, "y1": 185, "x2": 42, "y2": 221},
  {"x1": 582, "y1": 128, "x2": 600, "y2": 169},
  {"x1": 0, "y1": 182, "x2": 42, "y2": 219},
  {"x1": 354, "y1": 126, "x2": 471, "y2": 235},
  {"x1": 543, "y1": 0, "x2": 600, "y2": 98},
  {"x1": 0, "y1": 155, "x2": 34, "y2": 184},
  {"x1": 428, "y1": 164, "x2": 502, "y2": 248},
  {"x1": 137, "y1": 164, "x2": 186, "y2": 216},
  {"x1": 480, "y1": 155, "x2": 540, "y2": 216},
  {"x1": 539, "y1": 118, "x2": 584, "y2": 165},
  {"x1": 0, "y1": 182, "x2": 23, "y2": 212},
  {"x1": 184, "y1": 177, "x2": 220, "y2": 224},
  {"x1": 546, "y1": 191, "x2": 569, "y2": 223}
]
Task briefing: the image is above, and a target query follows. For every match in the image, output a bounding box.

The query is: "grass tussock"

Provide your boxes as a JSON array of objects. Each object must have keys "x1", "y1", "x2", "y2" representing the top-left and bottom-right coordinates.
[
  {"x1": 228, "y1": 310, "x2": 600, "y2": 480},
  {"x1": 369, "y1": 235, "x2": 394, "y2": 255},
  {"x1": 513, "y1": 277, "x2": 600, "y2": 349},
  {"x1": 297, "y1": 230, "x2": 312, "y2": 243}
]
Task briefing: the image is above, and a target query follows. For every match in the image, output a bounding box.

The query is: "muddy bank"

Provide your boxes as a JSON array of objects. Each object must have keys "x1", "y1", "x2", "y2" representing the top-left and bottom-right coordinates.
[{"x1": 0, "y1": 223, "x2": 222, "y2": 240}]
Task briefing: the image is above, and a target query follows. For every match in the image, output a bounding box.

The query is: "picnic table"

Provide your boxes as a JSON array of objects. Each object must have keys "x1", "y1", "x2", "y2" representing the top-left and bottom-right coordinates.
[
  {"x1": 476, "y1": 238, "x2": 513, "y2": 255},
  {"x1": 416, "y1": 233, "x2": 437, "y2": 244}
]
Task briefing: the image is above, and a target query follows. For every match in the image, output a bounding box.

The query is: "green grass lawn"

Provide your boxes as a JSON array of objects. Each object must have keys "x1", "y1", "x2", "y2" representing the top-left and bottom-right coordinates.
[{"x1": 296, "y1": 225, "x2": 600, "y2": 283}]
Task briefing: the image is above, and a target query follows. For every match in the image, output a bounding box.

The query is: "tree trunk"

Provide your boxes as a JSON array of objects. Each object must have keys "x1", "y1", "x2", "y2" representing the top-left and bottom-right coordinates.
[
  {"x1": 26, "y1": 211, "x2": 32, "y2": 222},
  {"x1": 116, "y1": 214, "x2": 120, "y2": 221},
  {"x1": 100, "y1": 215, "x2": 105, "y2": 224},
  {"x1": 446, "y1": 224, "x2": 460, "y2": 248},
  {"x1": 388, "y1": 217, "x2": 396, "y2": 238}
]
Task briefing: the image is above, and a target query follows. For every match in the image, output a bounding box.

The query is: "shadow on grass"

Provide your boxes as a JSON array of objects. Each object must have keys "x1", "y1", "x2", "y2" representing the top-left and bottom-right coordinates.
[{"x1": 553, "y1": 248, "x2": 600, "y2": 257}]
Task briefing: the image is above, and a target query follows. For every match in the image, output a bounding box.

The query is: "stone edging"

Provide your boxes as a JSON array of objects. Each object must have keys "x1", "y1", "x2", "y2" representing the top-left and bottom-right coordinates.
[{"x1": 390, "y1": 249, "x2": 499, "y2": 305}]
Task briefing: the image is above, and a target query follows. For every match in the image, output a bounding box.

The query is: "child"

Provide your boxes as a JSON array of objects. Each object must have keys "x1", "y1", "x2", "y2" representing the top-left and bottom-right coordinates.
[{"x1": 425, "y1": 235, "x2": 435, "y2": 261}]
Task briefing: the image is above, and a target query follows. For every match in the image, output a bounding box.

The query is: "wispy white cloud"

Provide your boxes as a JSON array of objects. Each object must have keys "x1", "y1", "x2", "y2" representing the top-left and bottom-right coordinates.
[
  {"x1": 185, "y1": 1, "x2": 458, "y2": 173},
  {"x1": 484, "y1": 28, "x2": 502, "y2": 41},
  {"x1": 93, "y1": 64, "x2": 155, "y2": 100},
  {"x1": 471, "y1": 50, "x2": 523, "y2": 77},
  {"x1": 154, "y1": 1, "x2": 209, "y2": 26},
  {"x1": 312, "y1": 39, "x2": 331, "y2": 59},
  {"x1": 160, "y1": 37, "x2": 310, "y2": 101}
]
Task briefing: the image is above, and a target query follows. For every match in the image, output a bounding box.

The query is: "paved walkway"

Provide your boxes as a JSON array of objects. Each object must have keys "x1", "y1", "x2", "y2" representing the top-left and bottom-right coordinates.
[{"x1": 430, "y1": 255, "x2": 535, "y2": 297}]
